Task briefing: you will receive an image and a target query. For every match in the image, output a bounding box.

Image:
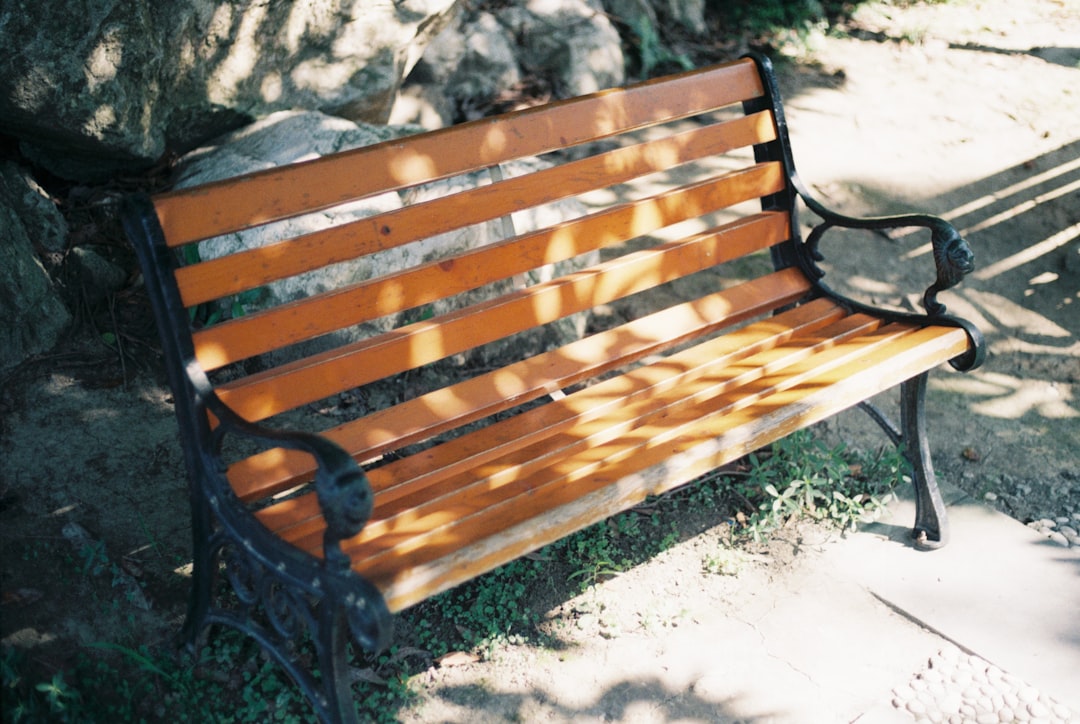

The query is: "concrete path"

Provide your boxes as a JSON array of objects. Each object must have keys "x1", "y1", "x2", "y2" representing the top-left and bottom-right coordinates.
[
  {"x1": 832, "y1": 484, "x2": 1080, "y2": 722},
  {"x1": 402, "y1": 485, "x2": 1080, "y2": 723}
]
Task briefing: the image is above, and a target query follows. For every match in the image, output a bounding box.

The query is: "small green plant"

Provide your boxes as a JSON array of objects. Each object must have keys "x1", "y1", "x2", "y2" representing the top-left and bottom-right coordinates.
[
  {"x1": 702, "y1": 546, "x2": 744, "y2": 576},
  {"x1": 563, "y1": 522, "x2": 626, "y2": 590},
  {"x1": 412, "y1": 556, "x2": 545, "y2": 658},
  {"x1": 733, "y1": 430, "x2": 905, "y2": 541},
  {"x1": 35, "y1": 672, "x2": 79, "y2": 717}
]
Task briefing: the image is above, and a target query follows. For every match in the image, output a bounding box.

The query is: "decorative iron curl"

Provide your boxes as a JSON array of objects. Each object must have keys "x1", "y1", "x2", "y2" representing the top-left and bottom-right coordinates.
[
  {"x1": 790, "y1": 172, "x2": 976, "y2": 319},
  {"x1": 215, "y1": 538, "x2": 319, "y2": 650},
  {"x1": 265, "y1": 581, "x2": 315, "y2": 643},
  {"x1": 923, "y1": 222, "x2": 975, "y2": 316}
]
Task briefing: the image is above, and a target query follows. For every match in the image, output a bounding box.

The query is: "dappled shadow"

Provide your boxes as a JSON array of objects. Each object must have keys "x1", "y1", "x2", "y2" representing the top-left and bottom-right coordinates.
[
  {"x1": 5, "y1": 5, "x2": 1080, "y2": 720},
  {"x1": 949, "y1": 43, "x2": 1080, "y2": 69},
  {"x1": 842, "y1": 26, "x2": 1080, "y2": 70},
  {"x1": 813, "y1": 139, "x2": 1079, "y2": 423},
  {"x1": 423, "y1": 677, "x2": 771, "y2": 722}
]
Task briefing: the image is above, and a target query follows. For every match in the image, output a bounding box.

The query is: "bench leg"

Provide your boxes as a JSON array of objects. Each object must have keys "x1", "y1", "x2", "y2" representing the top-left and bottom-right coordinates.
[
  {"x1": 316, "y1": 603, "x2": 361, "y2": 724},
  {"x1": 179, "y1": 491, "x2": 214, "y2": 652},
  {"x1": 901, "y1": 372, "x2": 949, "y2": 549}
]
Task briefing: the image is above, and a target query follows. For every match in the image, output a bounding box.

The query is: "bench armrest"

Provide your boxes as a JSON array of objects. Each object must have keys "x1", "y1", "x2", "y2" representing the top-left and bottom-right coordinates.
[
  {"x1": 791, "y1": 174, "x2": 974, "y2": 317},
  {"x1": 201, "y1": 392, "x2": 373, "y2": 573},
  {"x1": 787, "y1": 174, "x2": 985, "y2": 372}
]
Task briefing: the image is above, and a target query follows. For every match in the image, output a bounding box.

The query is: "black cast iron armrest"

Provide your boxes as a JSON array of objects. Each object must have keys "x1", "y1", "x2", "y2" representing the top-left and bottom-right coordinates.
[
  {"x1": 199, "y1": 391, "x2": 374, "y2": 573},
  {"x1": 791, "y1": 173, "x2": 975, "y2": 317},
  {"x1": 787, "y1": 173, "x2": 985, "y2": 372},
  {"x1": 196, "y1": 390, "x2": 393, "y2": 653}
]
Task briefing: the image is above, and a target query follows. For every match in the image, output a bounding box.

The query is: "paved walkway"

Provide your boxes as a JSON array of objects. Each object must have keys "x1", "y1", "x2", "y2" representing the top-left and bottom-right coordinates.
[
  {"x1": 400, "y1": 481, "x2": 1080, "y2": 723},
  {"x1": 834, "y1": 484, "x2": 1080, "y2": 723}
]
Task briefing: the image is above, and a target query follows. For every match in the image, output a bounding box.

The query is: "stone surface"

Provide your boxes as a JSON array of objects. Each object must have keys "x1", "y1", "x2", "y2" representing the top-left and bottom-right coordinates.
[
  {"x1": 174, "y1": 111, "x2": 413, "y2": 363},
  {"x1": 400, "y1": 159, "x2": 595, "y2": 366},
  {"x1": 0, "y1": 163, "x2": 72, "y2": 372},
  {"x1": 507, "y1": 0, "x2": 625, "y2": 97},
  {"x1": 396, "y1": 0, "x2": 625, "y2": 127},
  {"x1": 0, "y1": 0, "x2": 458, "y2": 180},
  {"x1": 65, "y1": 247, "x2": 129, "y2": 306}
]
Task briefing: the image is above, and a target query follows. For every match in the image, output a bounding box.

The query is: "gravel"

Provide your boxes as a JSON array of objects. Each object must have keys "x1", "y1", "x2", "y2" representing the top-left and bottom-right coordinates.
[
  {"x1": 1026, "y1": 513, "x2": 1080, "y2": 548},
  {"x1": 889, "y1": 645, "x2": 1077, "y2": 723}
]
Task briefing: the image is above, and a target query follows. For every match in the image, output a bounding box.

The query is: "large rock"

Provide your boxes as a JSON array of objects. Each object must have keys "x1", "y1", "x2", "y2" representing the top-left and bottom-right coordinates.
[
  {"x1": 506, "y1": 0, "x2": 625, "y2": 97},
  {"x1": 0, "y1": 163, "x2": 72, "y2": 371},
  {"x1": 175, "y1": 110, "x2": 414, "y2": 360},
  {"x1": 394, "y1": 0, "x2": 625, "y2": 127},
  {"x1": 0, "y1": 0, "x2": 459, "y2": 180}
]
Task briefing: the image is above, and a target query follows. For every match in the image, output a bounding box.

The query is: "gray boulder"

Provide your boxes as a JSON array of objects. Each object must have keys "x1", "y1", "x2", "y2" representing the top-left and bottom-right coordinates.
[
  {"x1": 504, "y1": 0, "x2": 625, "y2": 97},
  {"x1": 0, "y1": 0, "x2": 459, "y2": 180},
  {"x1": 0, "y1": 163, "x2": 72, "y2": 371},
  {"x1": 395, "y1": 0, "x2": 625, "y2": 128},
  {"x1": 175, "y1": 111, "x2": 414, "y2": 358}
]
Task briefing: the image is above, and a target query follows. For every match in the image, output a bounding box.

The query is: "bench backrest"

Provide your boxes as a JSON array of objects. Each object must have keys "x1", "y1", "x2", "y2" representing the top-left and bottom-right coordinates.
[{"x1": 124, "y1": 56, "x2": 808, "y2": 505}]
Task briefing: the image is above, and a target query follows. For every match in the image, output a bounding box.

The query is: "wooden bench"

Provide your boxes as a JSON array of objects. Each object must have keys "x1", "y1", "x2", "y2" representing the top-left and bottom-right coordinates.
[{"x1": 121, "y1": 54, "x2": 984, "y2": 722}]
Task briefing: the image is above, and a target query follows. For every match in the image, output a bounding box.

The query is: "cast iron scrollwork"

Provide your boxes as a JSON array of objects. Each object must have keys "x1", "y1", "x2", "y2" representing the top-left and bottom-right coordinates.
[
  {"x1": 793, "y1": 172, "x2": 976, "y2": 318},
  {"x1": 922, "y1": 222, "x2": 975, "y2": 315},
  {"x1": 191, "y1": 393, "x2": 392, "y2": 721},
  {"x1": 202, "y1": 506, "x2": 391, "y2": 721}
]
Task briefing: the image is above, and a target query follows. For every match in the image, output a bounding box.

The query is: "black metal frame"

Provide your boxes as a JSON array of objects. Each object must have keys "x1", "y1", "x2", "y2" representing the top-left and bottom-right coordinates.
[
  {"x1": 119, "y1": 55, "x2": 986, "y2": 721},
  {"x1": 121, "y1": 196, "x2": 392, "y2": 723},
  {"x1": 742, "y1": 53, "x2": 985, "y2": 548}
]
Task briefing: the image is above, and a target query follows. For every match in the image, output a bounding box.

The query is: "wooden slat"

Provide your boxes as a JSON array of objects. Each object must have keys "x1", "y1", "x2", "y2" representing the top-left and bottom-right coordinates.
[
  {"x1": 273, "y1": 313, "x2": 887, "y2": 556},
  {"x1": 194, "y1": 163, "x2": 786, "y2": 370},
  {"x1": 214, "y1": 212, "x2": 794, "y2": 424},
  {"x1": 174, "y1": 111, "x2": 778, "y2": 307},
  {"x1": 382, "y1": 329, "x2": 969, "y2": 611},
  {"x1": 253, "y1": 298, "x2": 848, "y2": 536},
  {"x1": 346, "y1": 325, "x2": 970, "y2": 610},
  {"x1": 153, "y1": 59, "x2": 765, "y2": 245},
  {"x1": 237, "y1": 290, "x2": 832, "y2": 504}
]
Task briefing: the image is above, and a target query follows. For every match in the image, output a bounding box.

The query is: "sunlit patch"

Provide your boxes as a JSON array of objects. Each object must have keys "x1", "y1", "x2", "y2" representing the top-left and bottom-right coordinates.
[
  {"x1": 964, "y1": 289, "x2": 1070, "y2": 338},
  {"x1": 935, "y1": 371, "x2": 1079, "y2": 420}
]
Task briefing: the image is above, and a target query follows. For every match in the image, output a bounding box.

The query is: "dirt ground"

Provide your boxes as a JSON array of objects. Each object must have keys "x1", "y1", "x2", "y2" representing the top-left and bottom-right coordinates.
[{"x1": 1, "y1": 0, "x2": 1078, "y2": 720}]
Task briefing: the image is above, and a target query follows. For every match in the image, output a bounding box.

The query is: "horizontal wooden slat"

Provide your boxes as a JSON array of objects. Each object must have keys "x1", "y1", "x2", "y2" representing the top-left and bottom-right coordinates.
[
  {"x1": 214, "y1": 211, "x2": 794, "y2": 423},
  {"x1": 235, "y1": 284, "x2": 829, "y2": 503},
  {"x1": 194, "y1": 163, "x2": 786, "y2": 370},
  {"x1": 374, "y1": 325, "x2": 971, "y2": 611},
  {"x1": 335, "y1": 325, "x2": 967, "y2": 610},
  {"x1": 253, "y1": 298, "x2": 849, "y2": 537},
  {"x1": 153, "y1": 59, "x2": 765, "y2": 245},
  {"x1": 175, "y1": 111, "x2": 778, "y2": 307},
  {"x1": 384, "y1": 332, "x2": 967, "y2": 613},
  {"x1": 268, "y1": 312, "x2": 885, "y2": 554}
]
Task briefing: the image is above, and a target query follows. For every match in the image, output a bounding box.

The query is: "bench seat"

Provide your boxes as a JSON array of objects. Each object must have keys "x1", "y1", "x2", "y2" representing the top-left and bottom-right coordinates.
[{"x1": 253, "y1": 292, "x2": 968, "y2": 612}]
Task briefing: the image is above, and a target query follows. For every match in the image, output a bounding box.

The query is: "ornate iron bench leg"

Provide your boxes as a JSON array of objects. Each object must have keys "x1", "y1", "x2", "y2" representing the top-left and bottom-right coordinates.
[
  {"x1": 901, "y1": 372, "x2": 949, "y2": 549},
  {"x1": 179, "y1": 492, "x2": 214, "y2": 653},
  {"x1": 316, "y1": 604, "x2": 360, "y2": 724}
]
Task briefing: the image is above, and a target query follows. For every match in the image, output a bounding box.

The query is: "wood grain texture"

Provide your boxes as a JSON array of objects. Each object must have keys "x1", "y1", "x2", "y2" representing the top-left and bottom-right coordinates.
[
  {"x1": 191, "y1": 163, "x2": 786, "y2": 370},
  {"x1": 174, "y1": 111, "x2": 778, "y2": 307},
  {"x1": 154, "y1": 59, "x2": 765, "y2": 246},
  {"x1": 258, "y1": 323, "x2": 968, "y2": 611}
]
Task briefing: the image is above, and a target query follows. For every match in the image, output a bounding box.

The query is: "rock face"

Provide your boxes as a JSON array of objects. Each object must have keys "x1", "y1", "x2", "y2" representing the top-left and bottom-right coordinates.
[
  {"x1": 0, "y1": 163, "x2": 72, "y2": 372},
  {"x1": 174, "y1": 110, "x2": 415, "y2": 363},
  {"x1": 394, "y1": 0, "x2": 625, "y2": 126},
  {"x1": 0, "y1": 0, "x2": 458, "y2": 180},
  {"x1": 0, "y1": 0, "x2": 636, "y2": 370}
]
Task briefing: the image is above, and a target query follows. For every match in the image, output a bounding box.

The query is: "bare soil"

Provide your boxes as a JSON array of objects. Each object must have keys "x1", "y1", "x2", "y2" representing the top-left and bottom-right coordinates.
[{"x1": 2, "y1": 0, "x2": 1078, "y2": 720}]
